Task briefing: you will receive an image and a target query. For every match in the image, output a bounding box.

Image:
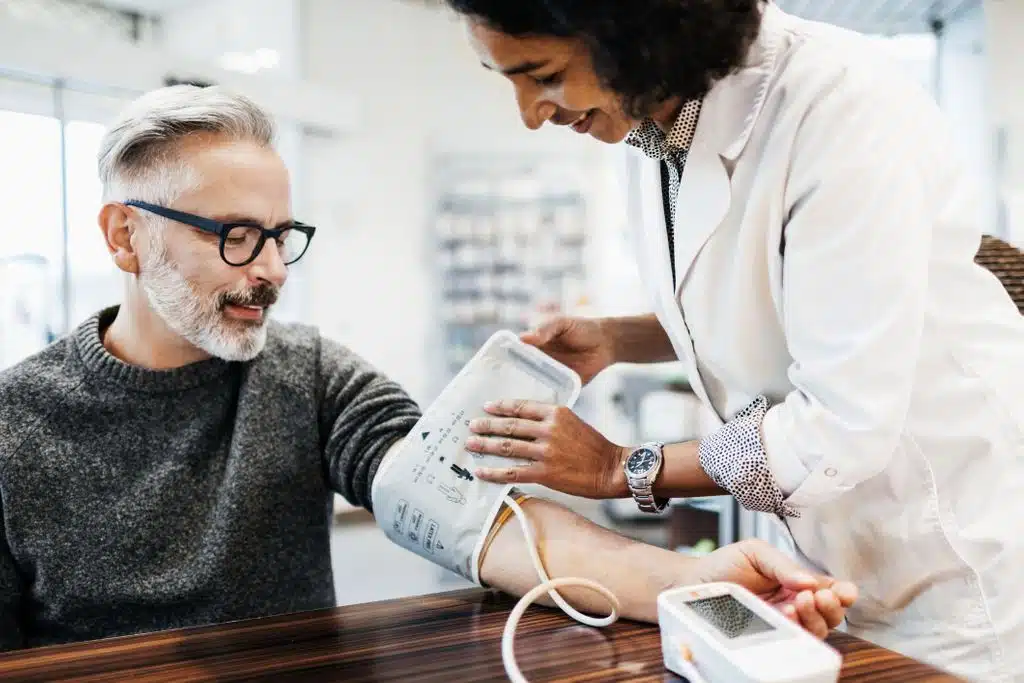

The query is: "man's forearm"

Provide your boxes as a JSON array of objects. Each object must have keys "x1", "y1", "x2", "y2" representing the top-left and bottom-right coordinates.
[
  {"x1": 478, "y1": 498, "x2": 700, "y2": 623},
  {"x1": 603, "y1": 314, "x2": 677, "y2": 365}
]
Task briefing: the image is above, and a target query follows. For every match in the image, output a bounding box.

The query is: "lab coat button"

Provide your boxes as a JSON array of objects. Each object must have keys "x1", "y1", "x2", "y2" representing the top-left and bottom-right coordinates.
[{"x1": 824, "y1": 467, "x2": 838, "y2": 477}]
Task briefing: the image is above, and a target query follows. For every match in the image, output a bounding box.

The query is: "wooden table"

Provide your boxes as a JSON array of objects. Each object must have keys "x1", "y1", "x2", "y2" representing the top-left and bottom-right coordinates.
[{"x1": 0, "y1": 588, "x2": 963, "y2": 682}]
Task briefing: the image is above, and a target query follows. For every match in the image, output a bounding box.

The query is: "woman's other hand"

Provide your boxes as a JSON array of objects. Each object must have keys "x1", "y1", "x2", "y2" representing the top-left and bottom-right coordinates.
[
  {"x1": 520, "y1": 317, "x2": 617, "y2": 385},
  {"x1": 466, "y1": 399, "x2": 629, "y2": 499}
]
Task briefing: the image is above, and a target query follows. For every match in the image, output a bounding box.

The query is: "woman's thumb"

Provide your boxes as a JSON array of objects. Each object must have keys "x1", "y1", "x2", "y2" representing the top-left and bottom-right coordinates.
[{"x1": 521, "y1": 317, "x2": 569, "y2": 347}]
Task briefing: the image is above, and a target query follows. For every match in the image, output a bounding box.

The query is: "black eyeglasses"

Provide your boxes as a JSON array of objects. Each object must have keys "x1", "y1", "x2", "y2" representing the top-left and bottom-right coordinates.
[{"x1": 125, "y1": 200, "x2": 316, "y2": 267}]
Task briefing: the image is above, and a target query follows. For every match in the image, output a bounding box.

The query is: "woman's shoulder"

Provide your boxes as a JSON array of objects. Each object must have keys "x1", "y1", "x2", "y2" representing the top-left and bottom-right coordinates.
[
  {"x1": 771, "y1": 14, "x2": 932, "y2": 109},
  {"x1": 747, "y1": 16, "x2": 947, "y2": 162}
]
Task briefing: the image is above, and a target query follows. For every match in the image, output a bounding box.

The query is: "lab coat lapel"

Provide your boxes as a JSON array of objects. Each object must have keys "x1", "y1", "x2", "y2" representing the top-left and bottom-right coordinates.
[
  {"x1": 625, "y1": 147, "x2": 720, "y2": 418},
  {"x1": 624, "y1": 2, "x2": 786, "y2": 418},
  {"x1": 635, "y1": 153, "x2": 677, "y2": 309},
  {"x1": 671, "y1": 3, "x2": 784, "y2": 294},
  {"x1": 671, "y1": 113, "x2": 732, "y2": 294}
]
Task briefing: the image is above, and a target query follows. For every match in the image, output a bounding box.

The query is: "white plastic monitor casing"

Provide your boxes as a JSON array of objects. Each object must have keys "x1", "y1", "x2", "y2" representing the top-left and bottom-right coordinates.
[{"x1": 658, "y1": 582, "x2": 842, "y2": 683}]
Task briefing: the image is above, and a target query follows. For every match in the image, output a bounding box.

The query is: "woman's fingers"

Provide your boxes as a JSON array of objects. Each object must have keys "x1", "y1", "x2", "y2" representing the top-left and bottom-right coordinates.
[
  {"x1": 464, "y1": 435, "x2": 546, "y2": 461},
  {"x1": 520, "y1": 317, "x2": 571, "y2": 347},
  {"x1": 482, "y1": 399, "x2": 553, "y2": 421},
  {"x1": 468, "y1": 416, "x2": 548, "y2": 441},
  {"x1": 475, "y1": 463, "x2": 545, "y2": 485},
  {"x1": 466, "y1": 401, "x2": 555, "y2": 461}
]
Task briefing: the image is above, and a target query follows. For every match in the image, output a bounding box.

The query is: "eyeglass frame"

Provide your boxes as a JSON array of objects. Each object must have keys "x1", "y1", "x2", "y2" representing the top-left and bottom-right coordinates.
[{"x1": 124, "y1": 200, "x2": 317, "y2": 267}]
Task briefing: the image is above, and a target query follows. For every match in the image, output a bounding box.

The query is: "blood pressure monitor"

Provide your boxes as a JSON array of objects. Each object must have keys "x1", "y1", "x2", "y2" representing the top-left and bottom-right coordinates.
[
  {"x1": 374, "y1": 328, "x2": 843, "y2": 683},
  {"x1": 658, "y1": 582, "x2": 842, "y2": 683}
]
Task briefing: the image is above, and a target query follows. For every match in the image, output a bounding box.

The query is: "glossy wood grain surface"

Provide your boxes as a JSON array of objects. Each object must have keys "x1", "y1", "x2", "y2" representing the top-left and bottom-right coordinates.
[{"x1": 0, "y1": 588, "x2": 963, "y2": 682}]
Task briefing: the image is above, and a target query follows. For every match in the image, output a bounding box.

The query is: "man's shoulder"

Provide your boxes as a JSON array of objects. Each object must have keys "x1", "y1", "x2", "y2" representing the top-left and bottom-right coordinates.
[
  {"x1": 264, "y1": 320, "x2": 371, "y2": 369},
  {"x1": 259, "y1": 319, "x2": 373, "y2": 388},
  {"x1": 265, "y1": 319, "x2": 322, "y2": 354},
  {"x1": 0, "y1": 337, "x2": 78, "y2": 445},
  {"x1": 257, "y1": 321, "x2": 411, "y2": 417},
  {"x1": 0, "y1": 337, "x2": 76, "y2": 394}
]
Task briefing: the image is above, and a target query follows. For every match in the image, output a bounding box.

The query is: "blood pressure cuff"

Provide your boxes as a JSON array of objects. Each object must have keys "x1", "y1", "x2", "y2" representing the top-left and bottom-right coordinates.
[{"x1": 371, "y1": 331, "x2": 581, "y2": 585}]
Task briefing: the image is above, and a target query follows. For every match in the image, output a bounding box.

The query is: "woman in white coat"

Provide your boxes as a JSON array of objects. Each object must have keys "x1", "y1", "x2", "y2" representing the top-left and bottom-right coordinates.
[{"x1": 445, "y1": 1, "x2": 1024, "y2": 680}]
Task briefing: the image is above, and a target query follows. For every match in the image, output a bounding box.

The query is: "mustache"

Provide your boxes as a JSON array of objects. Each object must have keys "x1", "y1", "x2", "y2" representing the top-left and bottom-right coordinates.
[{"x1": 218, "y1": 283, "x2": 279, "y2": 310}]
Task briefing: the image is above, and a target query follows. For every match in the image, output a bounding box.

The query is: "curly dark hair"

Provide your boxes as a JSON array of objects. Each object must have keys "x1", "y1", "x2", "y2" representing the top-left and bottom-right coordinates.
[{"x1": 444, "y1": 0, "x2": 764, "y2": 119}]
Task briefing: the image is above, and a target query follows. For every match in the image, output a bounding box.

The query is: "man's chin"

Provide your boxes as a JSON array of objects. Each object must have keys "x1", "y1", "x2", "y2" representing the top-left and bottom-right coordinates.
[
  {"x1": 209, "y1": 340, "x2": 266, "y2": 363},
  {"x1": 199, "y1": 322, "x2": 268, "y2": 362}
]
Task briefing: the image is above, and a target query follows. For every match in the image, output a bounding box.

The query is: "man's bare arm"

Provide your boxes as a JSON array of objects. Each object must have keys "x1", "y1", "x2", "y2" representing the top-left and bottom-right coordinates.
[
  {"x1": 478, "y1": 498, "x2": 686, "y2": 622},
  {"x1": 478, "y1": 497, "x2": 857, "y2": 636}
]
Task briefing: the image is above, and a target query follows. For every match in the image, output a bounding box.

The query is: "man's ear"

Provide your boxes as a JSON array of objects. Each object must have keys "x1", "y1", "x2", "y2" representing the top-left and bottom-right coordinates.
[{"x1": 99, "y1": 203, "x2": 140, "y2": 275}]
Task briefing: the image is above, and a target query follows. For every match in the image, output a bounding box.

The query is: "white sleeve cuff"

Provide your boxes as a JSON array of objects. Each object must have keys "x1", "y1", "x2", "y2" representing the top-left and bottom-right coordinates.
[
  {"x1": 762, "y1": 403, "x2": 857, "y2": 509},
  {"x1": 759, "y1": 405, "x2": 812, "y2": 496}
]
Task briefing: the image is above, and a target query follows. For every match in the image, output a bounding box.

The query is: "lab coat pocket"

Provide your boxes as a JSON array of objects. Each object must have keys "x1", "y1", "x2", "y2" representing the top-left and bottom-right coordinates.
[{"x1": 786, "y1": 440, "x2": 971, "y2": 622}]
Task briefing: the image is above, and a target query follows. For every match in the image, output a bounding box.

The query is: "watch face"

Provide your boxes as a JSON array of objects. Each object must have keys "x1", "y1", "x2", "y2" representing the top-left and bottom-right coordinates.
[{"x1": 626, "y1": 448, "x2": 658, "y2": 476}]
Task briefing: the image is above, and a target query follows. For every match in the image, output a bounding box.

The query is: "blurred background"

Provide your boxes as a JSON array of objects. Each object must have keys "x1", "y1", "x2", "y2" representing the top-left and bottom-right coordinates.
[{"x1": 0, "y1": 0, "x2": 1019, "y2": 605}]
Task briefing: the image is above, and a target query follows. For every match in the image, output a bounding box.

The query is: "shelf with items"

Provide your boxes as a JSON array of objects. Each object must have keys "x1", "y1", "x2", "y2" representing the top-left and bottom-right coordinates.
[{"x1": 431, "y1": 168, "x2": 589, "y2": 386}]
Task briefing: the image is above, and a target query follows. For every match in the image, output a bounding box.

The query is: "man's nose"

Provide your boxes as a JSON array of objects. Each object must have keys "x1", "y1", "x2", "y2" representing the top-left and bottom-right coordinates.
[{"x1": 247, "y1": 240, "x2": 289, "y2": 289}]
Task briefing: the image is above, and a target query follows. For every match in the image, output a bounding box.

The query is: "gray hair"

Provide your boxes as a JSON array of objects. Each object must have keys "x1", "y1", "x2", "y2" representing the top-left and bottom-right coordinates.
[{"x1": 98, "y1": 85, "x2": 275, "y2": 205}]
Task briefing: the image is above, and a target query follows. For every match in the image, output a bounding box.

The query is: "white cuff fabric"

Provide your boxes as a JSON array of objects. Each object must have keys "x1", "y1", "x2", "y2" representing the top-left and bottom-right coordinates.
[
  {"x1": 697, "y1": 396, "x2": 799, "y2": 519},
  {"x1": 758, "y1": 403, "x2": 814, "y2": 497},
  {"x1": 760, "y1": 399, "x2": 858, "y2": 510}
]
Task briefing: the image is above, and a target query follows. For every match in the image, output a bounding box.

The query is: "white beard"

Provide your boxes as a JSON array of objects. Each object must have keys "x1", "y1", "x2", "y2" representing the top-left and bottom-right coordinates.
[{"x1": 138, "y1": 242, "x2": 269, "y2": 362}]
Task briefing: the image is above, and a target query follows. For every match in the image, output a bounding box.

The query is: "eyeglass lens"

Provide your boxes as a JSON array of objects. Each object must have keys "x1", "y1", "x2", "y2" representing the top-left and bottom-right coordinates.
[{"x1": 223, "y1": 226, "x2": 310, "y2": 265}]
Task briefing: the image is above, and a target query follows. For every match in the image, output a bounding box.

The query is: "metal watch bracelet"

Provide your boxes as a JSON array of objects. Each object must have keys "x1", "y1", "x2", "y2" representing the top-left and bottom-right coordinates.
[{"x1": 629, "y1": 476, "x2": 668, "y2": 513}]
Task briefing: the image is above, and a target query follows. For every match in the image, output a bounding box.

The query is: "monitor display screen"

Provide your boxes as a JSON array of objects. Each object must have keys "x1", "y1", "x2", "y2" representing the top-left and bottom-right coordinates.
[{"x1": 686, "y1": 594, "x2": 776, "y2": 640}]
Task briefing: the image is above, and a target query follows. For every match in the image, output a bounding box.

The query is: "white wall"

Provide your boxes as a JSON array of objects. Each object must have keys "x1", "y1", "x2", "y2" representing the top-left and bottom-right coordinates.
[
  {"x1": 985, "y1": 0, "x2": 1024, "y2": 245},
  {"x1": 160, "y1": 0, "x2": 302, "y2": 77},
  {"x1": 0, "y1": 2, "x2": 354, "y2": 133},
  {"x1": 861, "y1": 28, "x2": 1001, "y2": 241},
  {"x1": 299, "y1": 0, "x2": 633, "y2": 403},
  {"x1": 936, "y1": 4, "x2": 1001, "y2": 239}
]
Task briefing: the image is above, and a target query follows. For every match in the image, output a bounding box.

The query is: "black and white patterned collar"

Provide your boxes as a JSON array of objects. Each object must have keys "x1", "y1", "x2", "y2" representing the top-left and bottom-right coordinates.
[{"x1": 624, "y1": 99, "x2": 702, "y2": 161}]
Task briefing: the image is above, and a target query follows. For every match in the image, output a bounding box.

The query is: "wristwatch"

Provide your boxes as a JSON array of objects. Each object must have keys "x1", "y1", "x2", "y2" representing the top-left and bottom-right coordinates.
[{"x1": 624, "y1": 442, "x2": 669, "y2": 514}]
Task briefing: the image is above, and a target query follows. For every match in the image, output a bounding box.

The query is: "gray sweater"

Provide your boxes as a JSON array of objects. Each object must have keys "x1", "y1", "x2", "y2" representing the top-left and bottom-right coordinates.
[{"x1": 0, "y1": 307, "x2": 421, "y2": 650}]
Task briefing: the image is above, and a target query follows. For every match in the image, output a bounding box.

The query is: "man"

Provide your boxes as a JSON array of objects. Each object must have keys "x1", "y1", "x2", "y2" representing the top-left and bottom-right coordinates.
[{"x1": 0, "y1": 85, "x2": 854, "y2": 651}]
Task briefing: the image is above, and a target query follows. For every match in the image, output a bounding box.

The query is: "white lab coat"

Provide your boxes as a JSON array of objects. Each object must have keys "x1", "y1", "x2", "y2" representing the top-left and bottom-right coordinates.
[{"x1": 622, "y1": 5, "x2": 1024, "y2": 681}]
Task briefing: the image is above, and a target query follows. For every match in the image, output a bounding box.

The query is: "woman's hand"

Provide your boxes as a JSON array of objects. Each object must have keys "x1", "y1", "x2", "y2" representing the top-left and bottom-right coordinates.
[
  {"x1": 694, "y1": 539, "x2": 858, "y2": 639},
  {"x1": 465, "y1": 399, "x2": 629, "y2": 499},
  {"x1": 520, "y1": 317, "x2": 617, "y2": 385}
]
